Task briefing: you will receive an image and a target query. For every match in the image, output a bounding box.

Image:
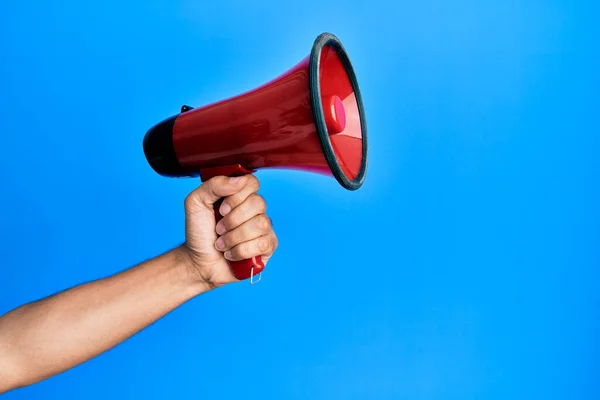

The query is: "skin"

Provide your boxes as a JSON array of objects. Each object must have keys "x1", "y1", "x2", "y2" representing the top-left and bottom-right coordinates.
[{"x1": 0, "y1": 174, "x2": 277, "y2": 394}]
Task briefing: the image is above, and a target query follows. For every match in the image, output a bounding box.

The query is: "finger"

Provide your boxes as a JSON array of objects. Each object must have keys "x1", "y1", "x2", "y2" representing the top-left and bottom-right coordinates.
[
  {"x1": 185, "y1": 175, "x2": 248, "y2": 214},
  {"x1": 215, "y1": 193, "x2": 266, "y2": 235},
  {"x1": 215, "y1": 214, "x2": 272, "y2": 252},
  {"x1": 224, "y1": 233, "x2": 278, "y2": 261},
  {"x1": 218, "y1": 174, "x2": 260, "y2": 217}
]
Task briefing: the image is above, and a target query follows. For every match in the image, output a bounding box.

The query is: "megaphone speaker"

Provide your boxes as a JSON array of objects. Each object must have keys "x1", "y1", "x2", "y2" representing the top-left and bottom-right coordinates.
[{"x1": 143, "y1": 32, "x2": 368, "y2": 282}]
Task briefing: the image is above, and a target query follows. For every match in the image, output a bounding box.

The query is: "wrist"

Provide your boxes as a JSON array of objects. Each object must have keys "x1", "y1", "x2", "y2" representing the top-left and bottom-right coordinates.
[{"x1": 172, "y1": 245, "x2": 214, "y2": 296}]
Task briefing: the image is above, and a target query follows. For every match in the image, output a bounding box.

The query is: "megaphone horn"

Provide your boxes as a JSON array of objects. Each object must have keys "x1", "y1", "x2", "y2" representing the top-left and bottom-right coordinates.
[{"x1": 143, "y1": 32, "x2": 368, "y2": 283}]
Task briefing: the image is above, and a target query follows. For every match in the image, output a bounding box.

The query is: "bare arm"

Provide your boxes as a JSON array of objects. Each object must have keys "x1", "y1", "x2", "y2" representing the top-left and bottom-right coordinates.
[
  {"x1": 0, "y1": 175, "x2": 278, "y2": 394},
  {"x1": 0, "y1": 246, "x2": 202, "y2": 391}
]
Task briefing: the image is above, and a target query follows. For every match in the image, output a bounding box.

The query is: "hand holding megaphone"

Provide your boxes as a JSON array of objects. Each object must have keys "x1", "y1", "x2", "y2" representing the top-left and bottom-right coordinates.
[
  {"x1": 182, "y1": 173, "x2": 275, "y2": 287},
  {"x1": 144, "y1": 33, "x2": 368, "y2": 283},
  {"x1": 200, "y1": 164, "x2": 266, "y2": 284}
]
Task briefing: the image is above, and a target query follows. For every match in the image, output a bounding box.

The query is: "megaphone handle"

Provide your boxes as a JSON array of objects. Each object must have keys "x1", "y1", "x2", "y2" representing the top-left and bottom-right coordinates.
[{"x1": 199, "y1": 164, "x2": 265, "y2": 284}]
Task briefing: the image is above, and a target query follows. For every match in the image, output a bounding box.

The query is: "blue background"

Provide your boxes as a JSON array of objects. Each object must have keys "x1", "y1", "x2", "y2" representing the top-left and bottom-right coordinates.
[{"x1": 1, "y1": 1, "x2": 598, "y2": 399}]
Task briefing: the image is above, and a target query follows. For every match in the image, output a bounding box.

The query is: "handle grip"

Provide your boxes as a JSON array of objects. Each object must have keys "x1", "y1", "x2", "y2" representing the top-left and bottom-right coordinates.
[{"x1": 200, "y1": 165, "x2": 265, "y2": 283}]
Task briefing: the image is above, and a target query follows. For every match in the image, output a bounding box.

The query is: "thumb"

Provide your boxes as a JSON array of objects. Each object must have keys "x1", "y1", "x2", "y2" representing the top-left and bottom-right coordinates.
[{"x1": 185, "y1": 175, "x2": 247, "y2": 214}]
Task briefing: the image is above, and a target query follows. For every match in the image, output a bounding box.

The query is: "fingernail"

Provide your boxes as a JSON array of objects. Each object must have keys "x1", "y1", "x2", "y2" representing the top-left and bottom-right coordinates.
[
  {"x1": 215, "y1": 238, "x2": 225, "y2": 250},
  {"x1": 224, "y1": 251, "x2": 232, "y2": 260},
  {"x1": 220, "y1": 202, "x2": 231, "y2": 216},
  {"x1": 216, "y1": 223, "x2": 227, "y2": 235},
  {"x1": 229, "y1": 176, "x2": 243, "y2": 184}
]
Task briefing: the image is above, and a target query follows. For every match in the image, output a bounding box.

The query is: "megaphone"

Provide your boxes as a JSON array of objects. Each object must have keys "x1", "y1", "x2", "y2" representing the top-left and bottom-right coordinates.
[{"x1": 143, "y1": 32, "x2": 368, "y2": 283}]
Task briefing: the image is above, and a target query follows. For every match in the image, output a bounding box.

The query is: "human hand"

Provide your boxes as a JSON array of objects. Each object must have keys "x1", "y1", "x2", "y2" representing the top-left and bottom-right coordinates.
[{"x1": 181, "y1": 175, "x2": 278, "y2": 289}]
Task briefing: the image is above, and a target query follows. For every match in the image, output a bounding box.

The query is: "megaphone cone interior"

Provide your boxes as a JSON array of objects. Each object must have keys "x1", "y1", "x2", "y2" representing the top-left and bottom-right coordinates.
[{"x1": 143, "y1": 32, "x2": 368, "y2": 190}]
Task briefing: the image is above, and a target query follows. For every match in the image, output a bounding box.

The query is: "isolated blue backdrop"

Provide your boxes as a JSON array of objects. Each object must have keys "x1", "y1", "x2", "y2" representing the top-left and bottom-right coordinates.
[{"x1": 1, "y1": 1, "x2": 598, "y2": 399}]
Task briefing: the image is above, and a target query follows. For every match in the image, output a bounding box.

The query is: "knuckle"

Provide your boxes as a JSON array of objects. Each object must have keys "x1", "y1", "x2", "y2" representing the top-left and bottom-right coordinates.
[
  {"x1": 184, "y1": 192, "x2": 200, "y2": 211},
  {"x1": 266, "y1": 235, "x2": 277, "y2": 254},
  {"x1": 229, "y1": 227, "x2": 244, "y2": 244},
  {"x1": 235, "y1": 243, "x2": 250, "y2": 259},
  {"x1": 236, "y1": 206, "x2": 253, "y2": 225},
  {"x1": 247, "y1": 192, "x2": 260, "y2": 204},
  {"x1": 249, "y1": 193, "x2": 266, "y2": 212},
  {"x1": 184, "y1": 193, "x2": 194, "y2": 209},
  {"x1": 247, "y1": 175, "x2": 260, "y2": 191},
  {"x1": 211, "y1": 175, "x2": 228, "y2": 185},
  {"x1": 207, "y1": 176, "x2": 228, "y2": 193},
  {"x1": 257, "y1": 215, "x2": 271, "y2": 231},
  {"x1": 257, "y1": 237, "x2": 270, "y2": 253},
  {"x1": 227, "y1": 212, "x2": 242, "y2": 228},
  {"x1": 206, "y1": 178, "x2": 219, "y2": 193}
]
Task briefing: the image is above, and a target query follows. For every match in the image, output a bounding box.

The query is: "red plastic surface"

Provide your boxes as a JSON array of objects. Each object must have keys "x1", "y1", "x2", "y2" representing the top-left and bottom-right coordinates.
[
  {"x1": 323, "y1": 95, "x2": 346, "y2": 134},
  {"x1": 171, "y1": 46, "x2": 363, "y2": 184},
  {"x1": 319, "y1": 44, "x2": 363, "y2": 181},
  {"x1": 200, "y1": 164, "x2": 265, "y2": 281},
  {"x1": 171, "y1": 56, "x2": 330, "y2": 176}
]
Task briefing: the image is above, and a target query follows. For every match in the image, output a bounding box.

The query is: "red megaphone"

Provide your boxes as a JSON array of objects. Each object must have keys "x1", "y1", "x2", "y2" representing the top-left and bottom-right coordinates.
[{"x1": 143, "y1": 32, "x2": 368, "y2": 283}]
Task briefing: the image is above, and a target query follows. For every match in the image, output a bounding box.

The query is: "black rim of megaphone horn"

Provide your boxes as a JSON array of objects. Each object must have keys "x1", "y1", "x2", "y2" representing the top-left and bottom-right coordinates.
[{"x1": 309, "y1": 32, "x2": 368, "y2": 191}]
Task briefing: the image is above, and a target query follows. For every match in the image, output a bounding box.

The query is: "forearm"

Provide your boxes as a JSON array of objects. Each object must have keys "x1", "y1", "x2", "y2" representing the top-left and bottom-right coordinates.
[{"x1": 0, "y1": 245, "x2": 207, "y2": 392}]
